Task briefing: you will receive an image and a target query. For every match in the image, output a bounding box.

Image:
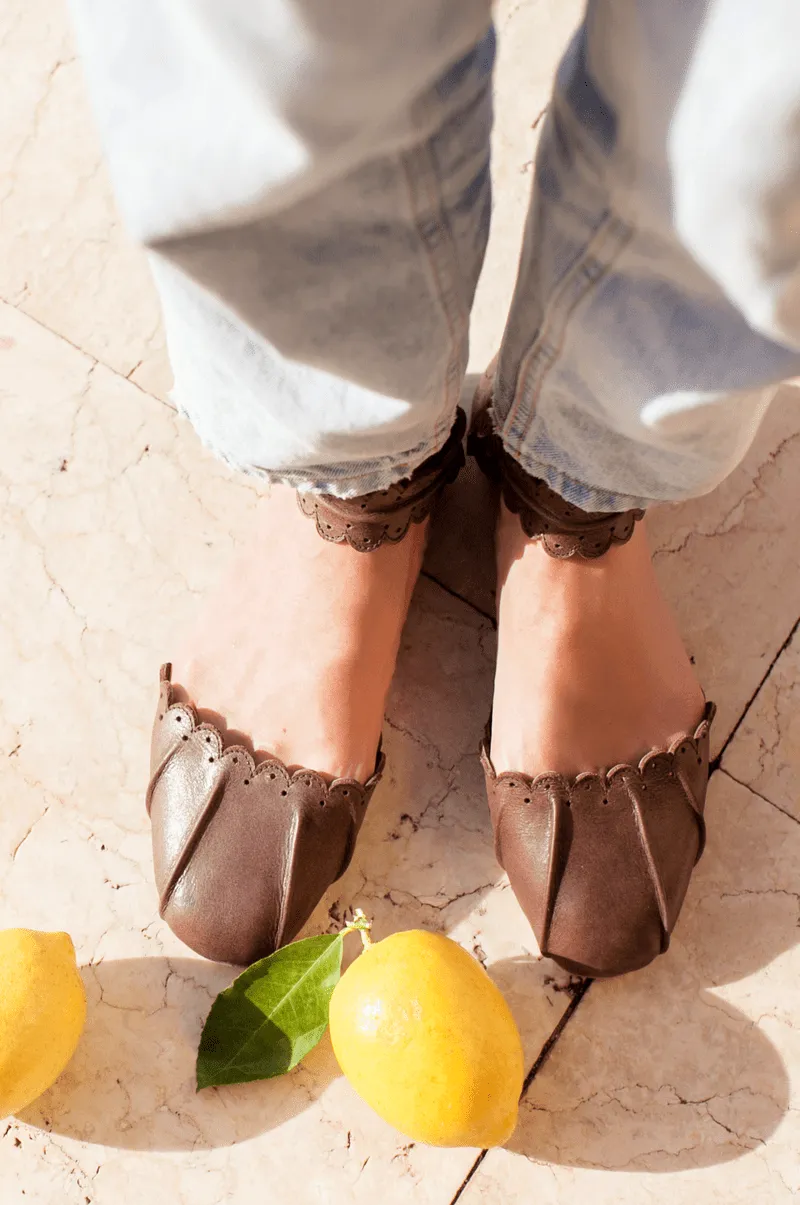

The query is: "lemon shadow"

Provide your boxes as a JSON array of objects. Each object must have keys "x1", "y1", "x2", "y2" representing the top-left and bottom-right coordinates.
[{"x1": 19, "y1": 957, "x2": 341, "y2": 1152}]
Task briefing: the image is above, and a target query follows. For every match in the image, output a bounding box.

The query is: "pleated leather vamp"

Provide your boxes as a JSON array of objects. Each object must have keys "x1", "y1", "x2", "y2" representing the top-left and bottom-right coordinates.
[
  {"x1": 146, "y1": 665, "x2": 384, "y2": 965},
  {"x1": 481, "y1": 704, "x2": 715, "y2": 978}
]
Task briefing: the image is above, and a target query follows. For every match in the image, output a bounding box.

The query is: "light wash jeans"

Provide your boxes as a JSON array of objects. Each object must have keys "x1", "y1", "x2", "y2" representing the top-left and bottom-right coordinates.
[{"x1": 70, "y1": 0, "x2": 800, "y2": 510}]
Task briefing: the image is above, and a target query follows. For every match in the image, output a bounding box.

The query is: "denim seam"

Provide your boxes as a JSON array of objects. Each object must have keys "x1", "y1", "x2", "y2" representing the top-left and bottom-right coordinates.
[
  {"x1": 503, "y1": 211, "x2": 633, "y2": 453},
  {"x1": 398, "y1": 140, "x2": 468, "y2": 443}
]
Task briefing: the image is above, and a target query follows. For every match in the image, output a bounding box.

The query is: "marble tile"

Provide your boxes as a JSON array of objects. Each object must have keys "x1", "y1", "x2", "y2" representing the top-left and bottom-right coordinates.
[
  {"x1": 457, "y1": 769, "x2": 800, "y2": 1204},
  {"x1": 0, "y1": 0, "x2": 170, "y2": 390},
  {"x1": 0, "y1": 301, "x2": 577, "y2": 1204},
  {"x1": 722, "y1": 626, "x2": 800, "y2": 822}
]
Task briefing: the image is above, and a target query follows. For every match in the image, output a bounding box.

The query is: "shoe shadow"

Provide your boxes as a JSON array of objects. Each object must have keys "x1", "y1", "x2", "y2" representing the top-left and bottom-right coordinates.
[
  {"x1": 489, "y1": 770, "x2": 797, "y2": 1172},
  {"x1": 18, "y1": 956, "x2": 341, "y2": 1152}
]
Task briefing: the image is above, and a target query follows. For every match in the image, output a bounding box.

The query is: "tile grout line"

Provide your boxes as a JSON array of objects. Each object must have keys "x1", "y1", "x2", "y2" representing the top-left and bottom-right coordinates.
[
  {"x1": 718, "y1": 767, "x2": 800, "y2": 827},
  {"x1": 710, "y1": 613, "x2": 800, "y2": 774},
  {"x1": 519, "y1": 978, "x2": 593, "y2": 1095},
  {"x1": 420, "y1": 569, "x2": 497, "y2": 626},
  {"x1": 448, "y1": 1149, "x2": 489, "y2": 1202},
  {"x1": 2, "y1": 298, "x2": 177, "y2": 415},
  {"x1": 447, "y1": 979, "x2": 592, "y2": 1204}
]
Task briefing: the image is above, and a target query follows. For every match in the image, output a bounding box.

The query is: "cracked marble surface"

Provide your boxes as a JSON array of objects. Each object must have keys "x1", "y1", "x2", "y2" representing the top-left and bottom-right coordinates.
[
  {"x1": 723, "y1": 625, "x2": 800, "y2": 823},
  {"x1": 1, "y1": 0, "x2": 799, "y2": 1203}
]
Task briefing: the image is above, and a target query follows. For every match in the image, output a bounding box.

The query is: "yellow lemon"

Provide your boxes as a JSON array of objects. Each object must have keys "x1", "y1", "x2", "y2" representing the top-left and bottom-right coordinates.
[
  {"x1": 329, "y1": 929, "x2": 523, "y2": 1147},
  {"x1": 0, "y1": 929, "x2": 87, "y2": 1117}
]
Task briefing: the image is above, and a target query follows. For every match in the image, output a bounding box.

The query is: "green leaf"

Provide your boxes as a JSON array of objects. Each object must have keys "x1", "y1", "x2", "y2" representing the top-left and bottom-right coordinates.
[{"x1": 196, "y1": 932, "x2": 344, "y2": 1089}]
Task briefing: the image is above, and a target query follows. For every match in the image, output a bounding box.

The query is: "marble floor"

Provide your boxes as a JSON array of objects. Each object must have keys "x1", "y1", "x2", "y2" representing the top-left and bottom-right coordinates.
[{"x1": 1, "y1": 2, "x2": 798, "y2": 1203}]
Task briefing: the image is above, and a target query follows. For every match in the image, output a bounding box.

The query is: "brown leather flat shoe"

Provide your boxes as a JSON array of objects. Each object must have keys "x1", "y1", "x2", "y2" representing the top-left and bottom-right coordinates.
[
  {"x1": 147, "y1": 664, "x2": 385, "y2": 966},
  {"x1": 480, "y1": 706, "x2": 715, "y2": 978},
  {"x1": 471, "y1": 369, "x2": 714, "y2": 978},
  {"x1": 146, "y1": 411, "x2": 466, "y2": 964}
]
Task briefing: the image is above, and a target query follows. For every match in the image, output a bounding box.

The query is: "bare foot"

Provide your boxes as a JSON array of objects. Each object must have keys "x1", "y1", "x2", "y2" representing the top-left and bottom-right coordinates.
[
  {"x1": 170, "y1": 485, "x2": 426, "y2": 781},
  {"x1": 491, "y1": 502, "x2": 705, "y2": 777}
]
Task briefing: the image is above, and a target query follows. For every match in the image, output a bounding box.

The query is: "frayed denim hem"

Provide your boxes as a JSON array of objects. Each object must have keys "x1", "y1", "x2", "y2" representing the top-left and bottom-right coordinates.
[{"x1": 174, "y1": 388, "x2": 460, "y2": 500}]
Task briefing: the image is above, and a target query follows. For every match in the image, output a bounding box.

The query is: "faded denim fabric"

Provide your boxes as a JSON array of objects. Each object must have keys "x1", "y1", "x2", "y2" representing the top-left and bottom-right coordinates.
[{"x1": 71, "y1": 0, "x2": 800, "y2": 507}]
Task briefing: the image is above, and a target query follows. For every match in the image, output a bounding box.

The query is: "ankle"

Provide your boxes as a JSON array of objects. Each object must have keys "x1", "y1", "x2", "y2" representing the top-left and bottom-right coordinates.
[{"x1": 492, "y1": 505, "x2": 704, "y2": 776}]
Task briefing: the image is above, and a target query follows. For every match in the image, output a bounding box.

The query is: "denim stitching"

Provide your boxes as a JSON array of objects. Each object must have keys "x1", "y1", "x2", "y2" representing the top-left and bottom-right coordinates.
[
  {"x1": 398, "y1": 140, "x2": 468, "y2": 439},
  {"x1": 503, "y1": 212, "x2": 632, "y2": 449}
]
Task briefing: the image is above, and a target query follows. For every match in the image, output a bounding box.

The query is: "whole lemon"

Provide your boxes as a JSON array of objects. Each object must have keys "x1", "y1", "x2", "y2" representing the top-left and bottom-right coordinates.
[
  {"x1": 0, "y1": 929, "x2": 87, "y2": 1118},
  {"x1": 329, "y1": 929, "x2": 523, "y2": 1147}
]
